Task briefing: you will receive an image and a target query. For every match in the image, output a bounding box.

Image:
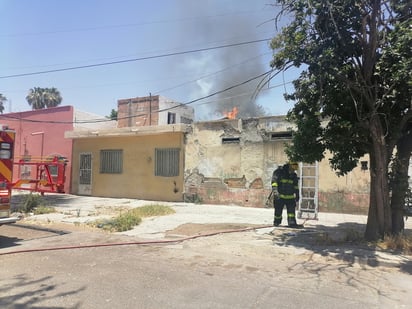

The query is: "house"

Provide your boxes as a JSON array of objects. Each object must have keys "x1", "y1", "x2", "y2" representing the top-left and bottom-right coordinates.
[
  {"x1": 65, "y1": 112, "x2": 371, "y2": 213},
  {"x1": 66, "y1": 124, "x2": 187, "y2": 201},
  {"x1": 0, "y1": 106, "x2": 116, "y2": 193},
  {"x1": 184, "y1": 116, "x2": 370, "y2": 213},
  {"x1": 117, "y1": 95, "x2": 194, "y2": 128}
]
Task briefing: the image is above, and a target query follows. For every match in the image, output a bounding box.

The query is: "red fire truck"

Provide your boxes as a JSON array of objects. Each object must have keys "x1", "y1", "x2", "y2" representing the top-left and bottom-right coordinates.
[{"x1": 0, "y1": 126, "x2": 17, "y2": 225}]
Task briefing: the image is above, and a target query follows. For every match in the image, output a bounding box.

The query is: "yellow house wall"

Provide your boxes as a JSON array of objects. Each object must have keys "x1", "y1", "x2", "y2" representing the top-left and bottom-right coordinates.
[
  {"x1": 319, "y1": 152, "x2": 370, "y2": 193},
  {"x1": 71, "y1": 133, "x2": 184, "y2": 201}
]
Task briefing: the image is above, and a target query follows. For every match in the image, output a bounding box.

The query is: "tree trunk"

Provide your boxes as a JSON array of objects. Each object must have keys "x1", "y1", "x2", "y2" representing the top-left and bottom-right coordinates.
[
  {"x1": 390, "y1": 132, "x2": 412, "y2": 234},
  {"x1": 365, "y1": 118, "x2": 391, "y2": 241}
]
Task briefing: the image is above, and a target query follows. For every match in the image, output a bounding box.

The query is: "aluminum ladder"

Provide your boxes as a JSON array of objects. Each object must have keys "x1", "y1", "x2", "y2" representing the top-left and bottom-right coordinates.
[{"x1": 297, "y1": 162, "x2": 319, "y2": 220}]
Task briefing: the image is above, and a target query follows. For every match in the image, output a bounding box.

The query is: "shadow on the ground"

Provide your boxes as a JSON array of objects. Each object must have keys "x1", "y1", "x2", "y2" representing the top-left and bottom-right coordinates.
[
  {"x1": 0, "y1": 274, "x2": 84, "y2": 308},
  {"x1": 0, "y1": 223, "x2": 68, "y2": 250},
  {"x1": 270, "y1": 222, "x2": 412, "y2": 274},
  {"x1": 11, "y1": 192, "x2": 84, "y2": 210}
]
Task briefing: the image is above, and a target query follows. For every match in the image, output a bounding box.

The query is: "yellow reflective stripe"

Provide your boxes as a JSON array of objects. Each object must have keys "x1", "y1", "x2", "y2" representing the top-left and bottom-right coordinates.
[
  {"x1": 279, "y1": 179, "x2": 294, "y2": 184},
  {"x1": 279, "y1": 194, "x2": 295, "y2": 199},
  {"x1": 271, "y1": 183, "x2": 278, "y2": 187},
  {"x1": 287, "y1": 213, "x2": 295, "y2": 218}
]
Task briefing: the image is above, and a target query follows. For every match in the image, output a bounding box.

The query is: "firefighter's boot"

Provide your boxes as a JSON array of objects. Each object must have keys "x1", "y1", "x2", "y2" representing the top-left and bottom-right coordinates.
[
  {"x1": 287, "y1": 214, "x2": 298, "y2": 227},
  {"x1": 273, "y1": 216, "x2": 282, "y2": 226}
]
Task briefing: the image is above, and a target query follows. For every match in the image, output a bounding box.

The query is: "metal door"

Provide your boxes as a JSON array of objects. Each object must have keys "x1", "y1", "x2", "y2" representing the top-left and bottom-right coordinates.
[{"x1": 78, "y1": 153, "x2": 92, "y2": 195}]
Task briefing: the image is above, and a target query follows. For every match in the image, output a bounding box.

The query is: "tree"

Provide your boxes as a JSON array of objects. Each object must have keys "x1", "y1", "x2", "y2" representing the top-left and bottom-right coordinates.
[
  {"x1": 0, "y1": 93, "x2": 6, "y2": 114},
  {"x1": 270, "y1": 0, "x2": 412, "y2": 240},
  {"x1": 107, "y1": 109, "x2": 118, "y2": 120},
  {"x1": 26, "y1": 87, "x2": 62, "y2": 110}
]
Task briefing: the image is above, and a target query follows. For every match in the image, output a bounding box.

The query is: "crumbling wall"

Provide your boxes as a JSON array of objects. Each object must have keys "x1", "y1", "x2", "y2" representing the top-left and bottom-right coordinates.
[{"x1": 184, "y1": 117, "x2": 289, "y2": 207}]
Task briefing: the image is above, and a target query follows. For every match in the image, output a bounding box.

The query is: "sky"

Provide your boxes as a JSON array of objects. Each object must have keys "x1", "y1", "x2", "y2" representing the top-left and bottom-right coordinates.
[{"x1": 0, "y1": 0, "x2": 300, "y2": 121}]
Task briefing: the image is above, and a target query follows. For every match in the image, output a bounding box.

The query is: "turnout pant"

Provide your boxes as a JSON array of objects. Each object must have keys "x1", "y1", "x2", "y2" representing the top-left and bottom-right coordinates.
[{"x1": 273, "y1": 198, "x2": 297, "y2": 226}]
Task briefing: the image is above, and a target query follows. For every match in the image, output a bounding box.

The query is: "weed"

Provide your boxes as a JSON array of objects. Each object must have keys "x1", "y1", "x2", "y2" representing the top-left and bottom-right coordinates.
[
  {"x1": 184, "y1": 193, "x2": 203, "y2": 204},
  {"x1": 90, "y1": 204, "x2": 175, "y2": 232},
  {"x1": 33, "y1": 206, "x2": 55, "y2": 215},
  {"x1": 377, "y1": 234, "x2": 412, "y2": 254},
  {"x1": 14, "y1": 193, "x2": 44, "y2": 213},
  {"x1": 129, "y1": 204, "x2": 175, "y2": 217}
]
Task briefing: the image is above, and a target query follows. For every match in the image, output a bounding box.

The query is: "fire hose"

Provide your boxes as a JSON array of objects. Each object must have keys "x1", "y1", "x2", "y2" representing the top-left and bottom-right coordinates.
[{"x1": 0, "y1": 224, "x2": 273, "y2": 256}]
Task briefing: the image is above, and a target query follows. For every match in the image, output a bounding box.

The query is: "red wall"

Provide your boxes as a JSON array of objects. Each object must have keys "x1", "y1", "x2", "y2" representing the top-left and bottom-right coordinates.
[{"x1": 0, "y1": 106, "x2": 74, "y2": 194}]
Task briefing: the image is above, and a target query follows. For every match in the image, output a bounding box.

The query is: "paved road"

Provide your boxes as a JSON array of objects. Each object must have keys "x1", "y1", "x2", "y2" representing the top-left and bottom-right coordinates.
[
  {"x1": 1, "y1": 223, "x2": 412, "y2": 309},
  {"x1": 1, "y1": 194, "x2": 412, "y2": 308}
]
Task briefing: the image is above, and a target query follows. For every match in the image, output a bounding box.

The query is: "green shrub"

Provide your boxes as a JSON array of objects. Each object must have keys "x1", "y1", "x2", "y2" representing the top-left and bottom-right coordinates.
[
  {"x1": 130, "y1": 204, "x2": 175, "y2": 217},
  {"x1": 95, "y1": 213, "x2": 142, "y2": 232},
  {"x1": 16, "y1": 193, "x2": 43, "y2": 213},
  {"x1": 91, "y1": 204, "x2": 175, "y2": 232},
  {"x1": 33, "y1": 205, "x2": 55, "y2": 215}
]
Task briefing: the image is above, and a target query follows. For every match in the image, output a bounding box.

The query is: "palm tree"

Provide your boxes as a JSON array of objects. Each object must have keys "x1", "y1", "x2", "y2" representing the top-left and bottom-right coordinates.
[
  {"x1": 26, "y1": 87, "x2": 45, "y2": 110},
  {"x1": 26, "y1": 87, "x2": 62, "y2": 110},
  {"x1": 0, "y1": 93, "x2": 6, "y2": 114},
  {"x1": 44, "y1": 87, "x2": 62, "y2": 108}
]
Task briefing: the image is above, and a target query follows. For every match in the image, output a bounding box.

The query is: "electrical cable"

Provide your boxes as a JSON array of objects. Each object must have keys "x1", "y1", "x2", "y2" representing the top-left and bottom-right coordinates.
[
  {"x1": 0, "y1": 38, "x2": 270, "y2": 79},
  {"x1": 0, "y1": 70, "x2": 275, "y2": 124}
]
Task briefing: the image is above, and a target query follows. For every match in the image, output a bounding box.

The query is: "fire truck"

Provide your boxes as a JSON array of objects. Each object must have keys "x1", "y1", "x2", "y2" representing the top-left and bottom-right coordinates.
[
  {"x1": 0, "y1": 126, "x2": 68, "y2": 226},
  {"x1": 0, "y1": 126, "x2": 17, "y2": 225}
]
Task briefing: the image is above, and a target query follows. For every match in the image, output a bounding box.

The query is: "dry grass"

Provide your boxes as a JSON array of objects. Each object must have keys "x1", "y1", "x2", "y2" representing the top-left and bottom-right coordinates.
[{"x1": 376, "y1": 233, "x2": 412, "y2": 254}]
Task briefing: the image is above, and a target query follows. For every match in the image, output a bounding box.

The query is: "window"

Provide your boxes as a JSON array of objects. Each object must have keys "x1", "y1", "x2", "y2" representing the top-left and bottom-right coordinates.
[
  {"x1": 270, "y1": 132, "x2": 292, "y2": 140},
  {"x1": 100, "y1": 149, "x2": 123, "y2": 174},
  {"x1": 361, "y1": 161, "x2": 368, "y2": 171},
  {"x1": 222, "y1": 137, "x2": 240, "y2": 144},
  {"x1": 168, "y1": 112, "x2": 176, "y2": 124},
  {"x1": 155, "y1": 148, "x2": 180, "y2": 177}
]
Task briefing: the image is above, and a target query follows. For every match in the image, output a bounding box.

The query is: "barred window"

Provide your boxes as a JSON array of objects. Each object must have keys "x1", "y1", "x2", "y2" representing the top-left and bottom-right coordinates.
[
  {"x1": 167, "y1": 112, "x2": 176, "y2": 124},
  {"x1": 100, "y1": 149, "x2": 123, "y2": 174},
  {"x1": 155, "y1": 148, "x2": 180, "y2": 177}
]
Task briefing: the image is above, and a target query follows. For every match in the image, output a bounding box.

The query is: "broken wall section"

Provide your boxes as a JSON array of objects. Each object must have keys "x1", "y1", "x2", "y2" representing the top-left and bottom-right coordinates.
[{"x1": 184, "y1": 116, "x2": 292, "y2": 207}]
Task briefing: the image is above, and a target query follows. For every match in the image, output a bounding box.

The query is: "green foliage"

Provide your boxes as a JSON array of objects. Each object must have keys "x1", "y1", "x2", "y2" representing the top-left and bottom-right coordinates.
[
  {"x1": 184, "y1": 193, "x2": 203, "y2": 204},
  {"x1": 129, "y1": 204, "x2": 175, "y2": 217},
  {"x1": 16, "y1": 194, "x2": 43, "y2": 213},
  {"x1": 91, "y1": 204, "x2": 175, "y2": 232},
  {"x1": 0, "y1": 93, "x2": 6, "y2": 114},
  {"x1": 26, "y1": 87, "x2": 62, "y2": 110},
  {"x1": 96, "y1": 213, "x2": 142, "y2": 232},
  {"x1": 272, "y1": 0, "x2": 411, "y2": 172},
  {"x1": 33, "y1": 205, "x2": 56, "y2": 215},
  {"x1": 107, "y1": 109, "x2": 118, "y2": 120},
  {"x1": 271, "y1": 0, "x2": 411, "y2": 239}
]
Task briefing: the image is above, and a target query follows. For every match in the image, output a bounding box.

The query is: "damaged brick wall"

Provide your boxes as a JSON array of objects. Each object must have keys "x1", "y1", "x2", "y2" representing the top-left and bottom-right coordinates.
[
  {"x1": 184, "y1": 169, "x2": 269, "y2": 207},
  {"x1": 184, "y1": 116, "x2": 372, "y2": 212},
  {"x1": 184, "y1": 117, "x2": 290, "y2": 207}
]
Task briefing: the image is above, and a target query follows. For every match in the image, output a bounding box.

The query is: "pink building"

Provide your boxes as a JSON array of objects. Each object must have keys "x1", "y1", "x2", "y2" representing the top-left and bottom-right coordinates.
[{"x1": 0, "y1": 105, "x2": 115, "y2": 194}]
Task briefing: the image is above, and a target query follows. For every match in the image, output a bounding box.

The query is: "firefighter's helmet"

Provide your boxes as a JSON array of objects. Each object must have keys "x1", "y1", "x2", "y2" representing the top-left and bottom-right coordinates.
[{"x1": 289, "y1": 162, "x2": 299, "y2": 171}]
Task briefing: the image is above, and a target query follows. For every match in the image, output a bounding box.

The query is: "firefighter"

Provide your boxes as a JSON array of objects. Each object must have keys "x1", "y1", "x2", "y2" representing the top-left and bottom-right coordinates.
[{"x1": 271, "y1": 162, "x2": 300, "y2": 227}]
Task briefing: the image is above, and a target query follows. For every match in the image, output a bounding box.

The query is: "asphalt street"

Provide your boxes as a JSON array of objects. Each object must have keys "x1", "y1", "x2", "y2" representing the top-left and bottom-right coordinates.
[{"x1": 1, "y1": 193, "x2": 412, "y2": 308}]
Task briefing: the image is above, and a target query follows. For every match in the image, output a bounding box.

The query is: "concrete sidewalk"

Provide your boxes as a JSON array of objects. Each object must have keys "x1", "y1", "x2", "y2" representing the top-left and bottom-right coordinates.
[
  {"x1": 21, "y1": 193, "x2": 373, "y2": 236},
  {"x1": 16, "y1": 193, "x2": 412, "y2": 268}
]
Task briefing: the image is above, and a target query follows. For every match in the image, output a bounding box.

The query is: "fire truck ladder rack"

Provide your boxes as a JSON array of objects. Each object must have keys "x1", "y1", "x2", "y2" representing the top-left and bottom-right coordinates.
[
  {"x1": 12, "y1": 156, "x2": 67, "y2": 194},
  {"x1": 297, "y1": 162, "x2": 319, "y2": 220}
]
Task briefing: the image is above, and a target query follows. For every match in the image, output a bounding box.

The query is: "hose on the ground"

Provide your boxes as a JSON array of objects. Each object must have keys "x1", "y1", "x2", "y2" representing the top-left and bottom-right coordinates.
[{"x1": 0, "y1": 224, "x2": 274, "y2": 256}]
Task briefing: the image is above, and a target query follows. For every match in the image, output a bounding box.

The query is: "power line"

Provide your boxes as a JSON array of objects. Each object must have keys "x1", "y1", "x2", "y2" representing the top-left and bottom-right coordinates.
[
  {"x1": 0, "y1": 38, "x2": 270, "y2": 79},
  {"x1": 0, "y1": 70, "x2": 278, "y2": 124}
]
